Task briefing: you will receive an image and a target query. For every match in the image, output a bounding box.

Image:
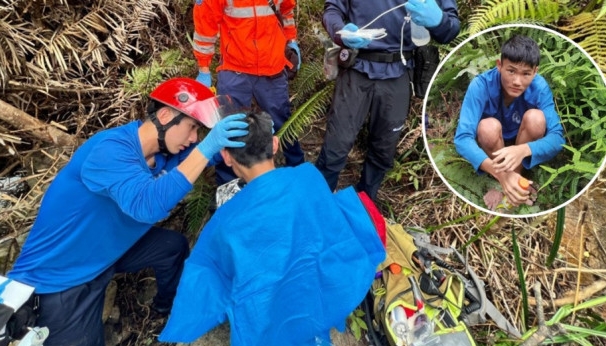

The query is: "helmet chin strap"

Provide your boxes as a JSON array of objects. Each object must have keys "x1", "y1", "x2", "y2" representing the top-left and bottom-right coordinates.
[{"x1": 149, "y1": 110, "x2": 186, "y2": 154}]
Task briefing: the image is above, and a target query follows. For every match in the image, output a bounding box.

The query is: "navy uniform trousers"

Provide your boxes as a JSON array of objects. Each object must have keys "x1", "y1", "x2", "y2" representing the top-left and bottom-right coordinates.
[
  {"x1": 36, "y1": 227, "x2": 189, "y2": 346},
  {"x1": 214, "y1": 70, "x2": 305, "y2": 185}
]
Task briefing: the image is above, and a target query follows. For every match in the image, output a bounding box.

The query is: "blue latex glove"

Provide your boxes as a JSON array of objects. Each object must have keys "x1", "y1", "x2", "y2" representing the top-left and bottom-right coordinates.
[
  {"x1": 197, "y1": 113, "x2": 249, "y2": 159},
  {"x1": 340, "y1": 23, "x2": 371, "y2": 49},
  {"x1": 287, "y1": 41, "x2": 301, "y2": 70},
  {"x1": 196, "y1": 71, "x2": 212, "y2": 87},
  {"x1": 405, "y1": 0, "x2": 444, "y2": 28}
]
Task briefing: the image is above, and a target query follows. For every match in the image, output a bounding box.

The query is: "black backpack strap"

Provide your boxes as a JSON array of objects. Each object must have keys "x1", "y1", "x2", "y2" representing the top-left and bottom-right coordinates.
[{"x1": 267, "y1": 0, "x2": 284, "y2": 29}]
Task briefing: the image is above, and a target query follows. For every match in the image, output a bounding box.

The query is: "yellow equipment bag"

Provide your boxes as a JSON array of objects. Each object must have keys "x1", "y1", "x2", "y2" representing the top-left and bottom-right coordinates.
[{"x1": 366, "y1": 222, "x2": 476, "y2": 346}]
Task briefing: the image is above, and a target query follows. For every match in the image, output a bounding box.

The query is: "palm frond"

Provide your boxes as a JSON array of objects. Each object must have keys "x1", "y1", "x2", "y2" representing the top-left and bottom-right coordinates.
[{"x1": 467, "y1": 0, "x2": 561, "y2": 35}]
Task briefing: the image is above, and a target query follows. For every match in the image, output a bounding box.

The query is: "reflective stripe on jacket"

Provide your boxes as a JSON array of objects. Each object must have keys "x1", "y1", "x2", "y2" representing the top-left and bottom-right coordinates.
[{"x1": 193, "y1": 0, "x2": 297, "y2": 76}]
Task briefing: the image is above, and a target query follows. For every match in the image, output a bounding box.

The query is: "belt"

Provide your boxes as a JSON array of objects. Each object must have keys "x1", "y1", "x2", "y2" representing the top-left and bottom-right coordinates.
[{"x1": 357, "y1": 50, "x2": 412, "y2": 63}]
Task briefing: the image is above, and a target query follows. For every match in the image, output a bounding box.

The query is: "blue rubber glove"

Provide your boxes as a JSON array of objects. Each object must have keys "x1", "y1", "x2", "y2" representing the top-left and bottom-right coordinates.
[
  {"x1": 405, "y1": 0, "x2": 444, "y2": 28},
  {"x1": 197, "y1": 113, "x2": 249, "y2": 159},
  {"x1": 340, "y1": 23, "x2": 371, "y2": 49},
  {"x1": 196, "y1": 71, "x2": 212, "y2": 87},
  {"x1": 287, "y1": 41, "x2": 301, "y2": 70}
]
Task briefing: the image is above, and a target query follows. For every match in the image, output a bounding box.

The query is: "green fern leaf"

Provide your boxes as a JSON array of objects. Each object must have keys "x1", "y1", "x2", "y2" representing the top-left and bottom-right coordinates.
[
  {"x1": 558, "y1": 11, "x2": 606, "y2": 72},
  {"x1": 468, "y1": 0, "x2": 561, "y2": 35},
  {"x1": 278, "y1": 84, "x2": 333, "y2": 145},
  {"x1": 184, "y1": 175, "x2": 213, "y2": 235}
]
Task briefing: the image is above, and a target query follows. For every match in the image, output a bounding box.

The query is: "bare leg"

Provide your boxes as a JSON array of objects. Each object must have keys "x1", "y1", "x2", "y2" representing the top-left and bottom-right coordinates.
[
  {"x1": 513, "y1": 109, "x2": 546, "y2": 173},
  {"x1": 477, "y1": 117, "x2": 504, "y2": 160},
  {"x1": 516, "y1": 108, "x2": 546, "y2": 145}
]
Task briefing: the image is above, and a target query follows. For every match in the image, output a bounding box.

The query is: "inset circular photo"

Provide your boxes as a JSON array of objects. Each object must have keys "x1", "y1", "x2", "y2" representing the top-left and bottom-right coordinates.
[{"x1": 423, "y1": 24, "x2": 606, "y2": 217}]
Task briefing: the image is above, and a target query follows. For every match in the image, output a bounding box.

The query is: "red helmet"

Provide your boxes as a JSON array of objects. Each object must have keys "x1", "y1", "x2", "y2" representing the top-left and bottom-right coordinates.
[{"x1": 149, "y1": 77, "x2": 228, "y2": 128}]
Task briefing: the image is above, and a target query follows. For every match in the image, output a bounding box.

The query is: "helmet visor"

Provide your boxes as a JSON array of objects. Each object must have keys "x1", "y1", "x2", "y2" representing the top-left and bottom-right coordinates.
[{"x1": 184, "y1": 95, "x2": 237, "y2": 128}]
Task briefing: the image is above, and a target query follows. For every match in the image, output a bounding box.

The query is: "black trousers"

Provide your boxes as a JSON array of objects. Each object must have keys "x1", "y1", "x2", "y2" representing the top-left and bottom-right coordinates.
[
  {"x1": 36, "y1": 227, "x2": 189, "y2": 346},
  {"x1": 315, "y1": 68, "x2": 411, "y2": 200}
]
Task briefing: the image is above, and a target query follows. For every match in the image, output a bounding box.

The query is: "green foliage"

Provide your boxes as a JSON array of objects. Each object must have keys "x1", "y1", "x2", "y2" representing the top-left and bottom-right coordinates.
[
  {"x1": 518, "y1": 295, "x2": 606, "y2": 344},
  {"x1": 123, "y1": 49, "x2": 196, "y2": 96},
  {"x1": 545, "y1": 207, "x2": 565, "y2": 267},
  {"x1": 429, "y1": 36, "x2": 499, "y2": 96},
  {"x1": 599, "y1": 1, "x2": 606, "y2": 20},
  {"x1": 386, "y1": 159, "x2": 429, "y2": 191},
  {"x1": 431, "y1": 141, "x2": 494, "y2": 200},
  {"x1": 536, "y1": 35, "x2": 606, "y2": 196},
  {"x1": 558, "y1": 11, "x2": 606, "y2": 73},
  {"x1": 277, "y1": 61, "x2": 334, "y2": 145},
  {"x1": 347, "y1": 308, "x2": 368, "y2": 341},
  {"x1": 184, "y1": 173, "x2": 214, "y2": 235},
  {"x1": 463, "y1": 215, "x2": 501, "y2": 248},
  {"x1": 467, "y1": 0, "x2": 562, "y2": 35}
]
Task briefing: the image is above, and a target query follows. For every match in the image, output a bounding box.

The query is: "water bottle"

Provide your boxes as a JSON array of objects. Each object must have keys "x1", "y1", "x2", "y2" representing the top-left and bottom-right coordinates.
[
  {"x1": 390, "y1": 305, "x2": 410, "y2": 343},
  {"x1": 17, "y1": 327, "x2": 49, "y2": 346},
  {"x1": 410, "y1": 20, "x2": 430, "y2": 47},
  {"x1": 409, "y1": 313, "x2": 438, "y2": 345}
]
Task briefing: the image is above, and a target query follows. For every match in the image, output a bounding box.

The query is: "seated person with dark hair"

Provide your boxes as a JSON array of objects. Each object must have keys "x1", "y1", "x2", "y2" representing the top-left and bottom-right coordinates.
[
  {"x1": 159, "y1": 111, "x2": 386, "y2": 346},
  {"x1": 454, "y1": 34, "x2": 564, "y2": 208}
]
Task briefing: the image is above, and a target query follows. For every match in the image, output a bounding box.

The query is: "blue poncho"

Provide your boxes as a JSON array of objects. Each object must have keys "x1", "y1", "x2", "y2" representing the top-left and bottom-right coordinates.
[{"x1": 160, "y1": 163, "x2": 385, "y2": 345}]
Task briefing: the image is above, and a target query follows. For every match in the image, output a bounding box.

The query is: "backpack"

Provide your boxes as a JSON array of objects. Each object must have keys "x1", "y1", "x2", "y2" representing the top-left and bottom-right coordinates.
[
  {"x1": 412, "y1": 45, "x2": 440, "y2": 99},
  {"x1": 364, "y1": 221, "x2": 476, "y2": 346}
]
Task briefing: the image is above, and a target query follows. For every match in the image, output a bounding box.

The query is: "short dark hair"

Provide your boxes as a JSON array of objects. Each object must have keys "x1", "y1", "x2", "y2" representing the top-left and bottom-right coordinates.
[
  {"x1": 226, "y1": 111, "x2": 274, "y2": 168},
  {"x1": 501, "y1": 35, "x2": 540, "y2": 68}
]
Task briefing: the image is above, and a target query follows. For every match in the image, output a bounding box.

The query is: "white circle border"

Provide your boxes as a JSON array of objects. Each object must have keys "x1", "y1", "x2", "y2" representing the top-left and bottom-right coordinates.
[{"x1": 421, "y1": 23, "x2": 606, "y2": 218}]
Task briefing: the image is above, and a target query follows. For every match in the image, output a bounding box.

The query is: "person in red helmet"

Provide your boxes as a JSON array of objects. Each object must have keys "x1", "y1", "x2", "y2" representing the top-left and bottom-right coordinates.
[{"x1": 7, "y1": 78, "x2": 248, "y2": 346}]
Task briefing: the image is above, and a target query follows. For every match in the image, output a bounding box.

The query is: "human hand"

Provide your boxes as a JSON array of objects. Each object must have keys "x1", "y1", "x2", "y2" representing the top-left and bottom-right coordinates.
[
  {"x1": 492, "y1": 144, "x2": 530, "y2": 173},
  {"x1": 404, "y1": 0, "x2": 444, "y2": 28},
  {"x1": 287, "y1": 41, "x2": 301, "y2": 70},
  {"x1": 196, "y1": 113, "x2": 249, "y2": 159},
  {"x1": 497, "y1": 172, "x2": 532, "y2": 207},
  {"x1": 340, "y1": 23, "x2": 371, "y2": 49},
  {"x1": 196, "y1": 71, "x2": 212, "y2": 87}
]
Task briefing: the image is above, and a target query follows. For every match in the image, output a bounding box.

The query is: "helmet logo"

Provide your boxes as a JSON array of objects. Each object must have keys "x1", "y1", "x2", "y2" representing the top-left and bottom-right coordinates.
[{"x1": 178, "y1": 93, "x2": 189, "y2": 103}]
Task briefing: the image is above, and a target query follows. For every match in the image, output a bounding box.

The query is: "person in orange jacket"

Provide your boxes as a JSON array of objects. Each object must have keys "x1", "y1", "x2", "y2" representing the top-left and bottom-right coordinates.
[{"x1": 193, "y1": 0, "x2": 305, "y2": 185}]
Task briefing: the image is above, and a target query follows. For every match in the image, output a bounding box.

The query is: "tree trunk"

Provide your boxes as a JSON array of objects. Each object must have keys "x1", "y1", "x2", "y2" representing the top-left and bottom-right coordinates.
[{"x1": 0, "y1": 99, "x2": 79, "y2": 147}]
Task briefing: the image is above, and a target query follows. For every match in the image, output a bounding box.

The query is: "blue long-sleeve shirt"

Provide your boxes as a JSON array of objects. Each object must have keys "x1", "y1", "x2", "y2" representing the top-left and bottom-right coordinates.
[
  {"x1": 323, "y1": 0, "x2": 460, "y2": 79},
  {"x1": 9, "y1": 121, "x2": 193, "y2": 293},
  {"x1": 454, "y1": 67, "x2": 565, "y2": 172},
  {"x1": 159, "y1": 163, "x2": 386, "y2": 345}
]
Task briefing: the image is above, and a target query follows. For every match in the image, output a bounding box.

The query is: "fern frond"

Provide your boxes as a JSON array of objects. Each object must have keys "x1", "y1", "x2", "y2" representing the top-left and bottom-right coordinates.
[
  {"x1": 598, "y1": 1, "x2": 606, "y2": 20},
  {"x1": 184, "y1": 175, "x2": 214, "y2": 235},
  {"x1": 467, "y1": 0, "x2": 561, "y2": 35},
  {"x1": 278, "y1": 84, "x2": 333, "y2": 145},
  {"x1": 123, "y1": 49, "x2": 195, "y2": 96},
  {"x1": 558, "y1": 11, "x2": 606, "y2": 72},
  {"x1": 290, "y1": 61, "x2": 327, "y2": 106}
]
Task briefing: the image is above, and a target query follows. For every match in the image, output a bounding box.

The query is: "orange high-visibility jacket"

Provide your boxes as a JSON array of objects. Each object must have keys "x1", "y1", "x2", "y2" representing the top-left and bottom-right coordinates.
[{"x1": 193, "y1": 0, "x2": 297, "y2": 76}]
